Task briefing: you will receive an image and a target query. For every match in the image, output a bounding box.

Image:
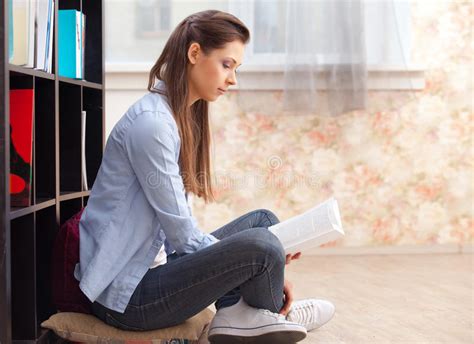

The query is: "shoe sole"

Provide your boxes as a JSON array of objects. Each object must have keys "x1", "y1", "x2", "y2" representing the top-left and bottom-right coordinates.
[{"x1": 208, "y1": 330, "x2": 306, "y2": 344}]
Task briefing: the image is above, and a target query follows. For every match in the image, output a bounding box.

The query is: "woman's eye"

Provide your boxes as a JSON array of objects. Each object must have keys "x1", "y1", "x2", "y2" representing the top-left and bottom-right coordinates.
[{"x1": 223, "y1": 64, "x2": 230, "y2": 69}]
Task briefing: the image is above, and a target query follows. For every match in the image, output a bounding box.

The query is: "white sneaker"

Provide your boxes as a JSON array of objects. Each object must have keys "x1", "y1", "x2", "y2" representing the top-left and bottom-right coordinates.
[
  {"x1": 286, "y1": 299, "x2": 336, "y2": 331},
  {"x1": 208, "y1": 297, "x2": 307, "y2": 344}
]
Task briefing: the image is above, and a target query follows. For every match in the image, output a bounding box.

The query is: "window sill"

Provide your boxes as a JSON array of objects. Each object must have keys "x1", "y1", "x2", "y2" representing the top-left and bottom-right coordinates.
[{"x1": 105, "y1": 63, "x2": 425, "y2": 91}]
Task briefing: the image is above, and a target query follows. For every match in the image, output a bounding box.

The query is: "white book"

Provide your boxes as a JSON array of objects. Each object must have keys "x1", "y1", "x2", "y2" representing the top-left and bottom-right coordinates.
[
  {"x1": 75, "y1": 11, "x2": 81, "y2": 78},
  {"x1": 35, "y1": 0, "x2": 49, "y2": 70},
  {"x1": 11, "y1": 0, "x2": 29, "y2": 65},
  {"x1": 81, "y1": 111, "x2": 88, "y2": 190},
  {"x1": 25, "y1": 0, "x2": 36, "y2": 68},
  {"x1": 45, "y1": 0, "x2": 54, "y2": 73},
  {"x1": 81, "y1": 13, "x2": 86, "y2": 79},
  {"x1": 268, "y1": 197, "x2": 345, "y2": 254}
]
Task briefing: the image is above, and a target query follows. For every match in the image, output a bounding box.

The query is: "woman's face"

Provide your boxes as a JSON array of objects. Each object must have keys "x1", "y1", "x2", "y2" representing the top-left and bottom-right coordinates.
[{"x1": 187, "y1": 40, "x2": 245, "y2": 106}]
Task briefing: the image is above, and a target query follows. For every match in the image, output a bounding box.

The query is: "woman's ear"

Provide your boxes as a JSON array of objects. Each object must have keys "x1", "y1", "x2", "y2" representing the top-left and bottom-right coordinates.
[{"x1": 187, "y1": 42, "x2": 201, "y2": 65}]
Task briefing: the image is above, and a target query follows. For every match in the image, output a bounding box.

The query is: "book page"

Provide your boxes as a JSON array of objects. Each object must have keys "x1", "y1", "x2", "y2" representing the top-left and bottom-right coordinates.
[{"x1": 269, "y1": 197, "x2": 344, "y2": 253}]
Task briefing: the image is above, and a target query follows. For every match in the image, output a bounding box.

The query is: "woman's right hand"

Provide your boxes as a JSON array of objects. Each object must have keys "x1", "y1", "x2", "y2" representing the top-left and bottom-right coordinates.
[{"x1": 279, "y1": 278, "x2": 294, "y2": 316}]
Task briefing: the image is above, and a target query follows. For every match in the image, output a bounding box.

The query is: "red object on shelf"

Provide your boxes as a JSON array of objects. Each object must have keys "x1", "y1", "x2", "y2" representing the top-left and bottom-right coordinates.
[
  {"x1": 51, "y1": 207, "x2": 93, "y2": 314},
  {"x1": 9, "y1": 88, "x2": 34, "y2": 207}
]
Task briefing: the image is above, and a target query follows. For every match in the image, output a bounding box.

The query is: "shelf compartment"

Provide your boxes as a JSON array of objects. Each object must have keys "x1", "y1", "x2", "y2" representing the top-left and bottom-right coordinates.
[
  {"x1": 83, "y1": 87, "x2": 103, "y2": 190},
  {"x1": 35, "y1": 206, "x2": 59, "y2": 325},
  {"x1": 11, "y1": 213, "x2": 37, "y2": 340},
  {"x1": 82, "y1": 0, "x2": 103, "y2": 84},
  {"x1": 9, "y1": 73, "x2": 35, "y2": 209},
  {"x1": 60, "y1": 198, "x2": 83, "y2": 225},
  {"x1": 59, "y1": 82, "x2": 82, "y2": 193},
  {"x1": 34, "y1": 78, "x2": 56, "y2": 202},
  {"x1": 57, "y1": 0, "x2": 103, "y2": 85}
]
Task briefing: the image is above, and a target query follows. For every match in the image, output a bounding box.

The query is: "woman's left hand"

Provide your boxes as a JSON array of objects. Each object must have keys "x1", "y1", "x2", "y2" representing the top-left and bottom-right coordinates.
[
  {"x1": 279, "y1": 278, "x2": 294, "y2": 316},
  {"x1": 285, "y1": 252, "x2": 302, "y2": 265}
]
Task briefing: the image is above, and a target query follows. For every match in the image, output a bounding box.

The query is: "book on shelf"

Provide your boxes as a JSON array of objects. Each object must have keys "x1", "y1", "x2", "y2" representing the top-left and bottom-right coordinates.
[
  {"x1": 9, "y1": 89, "x2": 34, "y2": 207},
  {"x1": 81, "y1": 111, "x2": 88, "y2": 191},
  {"x1": 10, "y1": 0, "x2": 29, "y2": 65},
  {"x1": 58, "y1": 9, "x2": 85, "y2": 79},
  {"x1": 46, "y1": 0, "x2": 55, "y2": 72},
  {"x1": 25, "y1": 0, "x2": 36, "y2": 68},
  {"x1": 9, "y1": 0, "x2": 55, "y2": 72},
  {"x1": 8, "y1": 0, "x2": 14, "y2": 61},
  {"x1": 268, "y1": 197, "x2": 345, "y2": 254},
  {"x1": 82, "y1": 14, "x2": 86, "y2": 79},
  {"x1": 36, "y1": 0, "x2": 55, "y2": 72}
]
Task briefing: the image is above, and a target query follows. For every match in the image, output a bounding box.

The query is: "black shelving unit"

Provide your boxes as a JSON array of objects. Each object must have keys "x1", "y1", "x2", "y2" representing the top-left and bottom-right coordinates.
[{"x1": 1, "y1": 1, "x2": 104, "y2": 342}]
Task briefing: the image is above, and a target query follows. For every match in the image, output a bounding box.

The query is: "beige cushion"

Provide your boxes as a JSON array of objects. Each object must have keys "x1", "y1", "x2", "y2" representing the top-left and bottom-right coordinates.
[{"x1": 41, "y1": 309, "x2": 214, "y2": 344}]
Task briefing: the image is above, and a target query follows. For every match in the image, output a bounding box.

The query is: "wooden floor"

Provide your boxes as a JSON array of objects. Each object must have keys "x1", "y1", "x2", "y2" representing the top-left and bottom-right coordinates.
[{"x1": 283, "y1": 253, "x2": 473, "y2": 343}]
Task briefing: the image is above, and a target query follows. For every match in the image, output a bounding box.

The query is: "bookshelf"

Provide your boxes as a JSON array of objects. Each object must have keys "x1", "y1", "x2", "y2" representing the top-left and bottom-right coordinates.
[{"x1": 1, "y1": 0, "x2": 104, "y2": 343}]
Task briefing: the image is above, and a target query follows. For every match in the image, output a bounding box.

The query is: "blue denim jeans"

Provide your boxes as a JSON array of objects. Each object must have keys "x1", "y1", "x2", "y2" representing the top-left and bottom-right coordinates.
[{"x1": 91, "y1": 209, "x2": 286, "y2": 331}]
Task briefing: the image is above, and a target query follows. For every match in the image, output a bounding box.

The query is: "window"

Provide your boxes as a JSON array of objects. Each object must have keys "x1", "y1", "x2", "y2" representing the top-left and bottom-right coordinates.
[
  {"x1": 105, "y1": 0, "x2": 228, "y2": 64},
  {"x1": 135, "y1": 0, "x2": 171, "y2": 38},
  {"x1": 253, "y1": 0, "x2": 286, "y2": 54},
  {"x1": 105, "y1": 0, "x2": 423, "y2": 91},
  {"x1": 230, "y1": 0, "x2": 412, "y2": 68}
]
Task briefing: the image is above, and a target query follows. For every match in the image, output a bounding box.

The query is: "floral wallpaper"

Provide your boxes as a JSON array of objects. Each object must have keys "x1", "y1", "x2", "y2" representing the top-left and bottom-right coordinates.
[{"x1": 192, "y1": 1, "x2": 473, "y2": 249}]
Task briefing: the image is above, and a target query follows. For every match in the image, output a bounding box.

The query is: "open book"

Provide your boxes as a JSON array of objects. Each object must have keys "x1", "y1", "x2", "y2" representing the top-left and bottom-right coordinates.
[{"x1": 268, "y1": 197, "x2": 344, "y2": 254}]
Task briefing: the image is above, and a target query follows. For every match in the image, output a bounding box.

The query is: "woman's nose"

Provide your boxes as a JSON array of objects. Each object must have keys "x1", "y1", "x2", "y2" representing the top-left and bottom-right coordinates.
[{"x1": 227, "y1": 72, "x2": 237, "y2": 86}]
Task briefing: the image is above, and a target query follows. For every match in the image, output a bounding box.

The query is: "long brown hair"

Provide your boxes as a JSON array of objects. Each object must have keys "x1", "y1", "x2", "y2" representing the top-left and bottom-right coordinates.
[{"x1": 148, "y1": 10, "x2": 250, "y2": 202}]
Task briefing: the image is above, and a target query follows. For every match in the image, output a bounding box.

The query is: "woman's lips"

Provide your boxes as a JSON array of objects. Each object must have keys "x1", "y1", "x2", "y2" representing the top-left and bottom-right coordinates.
[{"x1": 218, "y1": 88, "x2": 227, "y2": 94}]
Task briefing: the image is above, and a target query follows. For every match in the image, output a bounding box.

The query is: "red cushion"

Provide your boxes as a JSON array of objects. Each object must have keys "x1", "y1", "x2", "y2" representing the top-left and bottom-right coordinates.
[{"x1": 51, "y1": 207, "x2": 92, "y2": 314}]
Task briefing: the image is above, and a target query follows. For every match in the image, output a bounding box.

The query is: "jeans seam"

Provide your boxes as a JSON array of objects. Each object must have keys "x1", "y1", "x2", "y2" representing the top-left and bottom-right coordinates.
[
  {"x1": 138, "y1": 262, "x2": 269, "y2": 309},
  {"x1": 266, "y1": 254, "x2": 281, "y2": 312}
]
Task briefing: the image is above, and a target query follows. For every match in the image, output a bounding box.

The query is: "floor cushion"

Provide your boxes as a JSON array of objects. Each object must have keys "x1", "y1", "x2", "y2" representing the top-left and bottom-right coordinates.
[{"x1": 41, "y1": 308, "x2": 214, "y2": 344}]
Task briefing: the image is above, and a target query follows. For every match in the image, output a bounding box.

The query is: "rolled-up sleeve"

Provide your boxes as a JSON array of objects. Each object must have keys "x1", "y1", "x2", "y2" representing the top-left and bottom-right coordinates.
[{"x1": 124, "y1": 111, "x2": 219, "y2": 254}]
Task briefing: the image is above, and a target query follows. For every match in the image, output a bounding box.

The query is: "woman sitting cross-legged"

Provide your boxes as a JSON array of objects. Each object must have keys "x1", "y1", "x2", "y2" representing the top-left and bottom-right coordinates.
[{"x1": 73, "y1": 9, "x2": 335, "y2": 344}]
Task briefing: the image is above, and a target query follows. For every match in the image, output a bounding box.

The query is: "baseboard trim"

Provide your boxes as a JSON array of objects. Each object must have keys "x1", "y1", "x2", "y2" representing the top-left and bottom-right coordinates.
[{"x1": 305, "y1": 243, "x2": 473, "y2": 255}]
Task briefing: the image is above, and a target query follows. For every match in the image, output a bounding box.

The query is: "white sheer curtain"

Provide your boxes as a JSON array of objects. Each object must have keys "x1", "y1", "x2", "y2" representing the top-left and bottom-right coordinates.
[
  {"x1": 283, "y1": 0, "x2": 366, "y2": 116},
  {"x1": 229, "y1": 0, "x2": 417, "y2": 117}
]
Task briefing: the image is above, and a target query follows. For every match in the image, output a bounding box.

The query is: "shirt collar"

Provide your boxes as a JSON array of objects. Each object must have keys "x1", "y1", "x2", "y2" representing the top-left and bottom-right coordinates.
[{"x1": 154, "y1": 79, "x2": 167, "y2": 92}]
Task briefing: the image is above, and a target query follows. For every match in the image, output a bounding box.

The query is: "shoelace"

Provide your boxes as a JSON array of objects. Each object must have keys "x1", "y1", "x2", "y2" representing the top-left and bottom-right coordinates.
[
  {"x1": 258, "y1": 308, "x2": 286, "y2": 321},
  {"x1": 288, "y1": 301, "x2": 317, "y2": 325}
]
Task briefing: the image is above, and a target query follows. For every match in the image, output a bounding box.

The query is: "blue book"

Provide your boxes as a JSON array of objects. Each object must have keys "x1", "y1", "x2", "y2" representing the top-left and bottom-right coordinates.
[{"x1": 58, "y1": 9, "x2": 83, "y2": 79}]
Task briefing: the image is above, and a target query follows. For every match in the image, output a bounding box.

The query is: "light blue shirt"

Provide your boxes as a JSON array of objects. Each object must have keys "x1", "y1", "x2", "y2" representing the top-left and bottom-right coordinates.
[{"x1": 74, "y1": 80, "x2": 219, "y2": 313}]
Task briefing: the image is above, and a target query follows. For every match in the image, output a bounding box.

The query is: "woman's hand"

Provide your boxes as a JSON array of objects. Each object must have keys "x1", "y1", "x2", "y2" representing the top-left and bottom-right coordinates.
[
  {"x1": 278, "y1": 253, "x2": 301, "y2": 316},
  {"x1": 279, "y1": 278, "x2": 294, "y2": 316},
  {"x1": 285, "y1": 252, "x2": 302, "y2": 265}
]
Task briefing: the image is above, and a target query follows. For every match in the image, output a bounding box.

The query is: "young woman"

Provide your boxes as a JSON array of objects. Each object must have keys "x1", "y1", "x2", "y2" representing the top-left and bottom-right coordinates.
[{"x1": 74, "y1": 10, "x2": 335, "y2": 343}]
